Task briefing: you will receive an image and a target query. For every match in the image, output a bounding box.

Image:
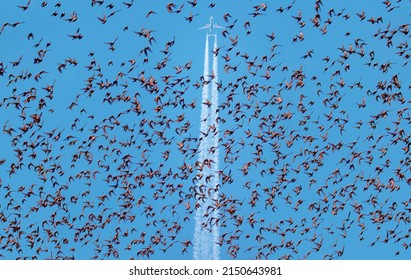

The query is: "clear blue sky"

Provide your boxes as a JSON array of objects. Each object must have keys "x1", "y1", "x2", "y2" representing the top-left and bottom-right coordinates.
[{"x1": 0, "y1": 0, "x2": 411, "y2": 260}]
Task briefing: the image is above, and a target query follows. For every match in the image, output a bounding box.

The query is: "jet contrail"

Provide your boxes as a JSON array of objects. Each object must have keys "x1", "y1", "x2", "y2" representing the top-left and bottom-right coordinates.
[
  {"x1": 210, "y1": 34, "x2": 220, "y2": 260},
  {"x1": 193, "y1": 33, "x2": 210, "y2": 260},
  {"x1": 193, "y1": 32, "x2": 220, "y2": 260}
]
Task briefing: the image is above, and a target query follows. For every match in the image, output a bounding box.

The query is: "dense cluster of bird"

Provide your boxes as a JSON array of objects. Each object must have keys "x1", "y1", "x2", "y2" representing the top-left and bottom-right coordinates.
[{"x1": 1, "y1": 0, "x2": 411, "y2": 260}]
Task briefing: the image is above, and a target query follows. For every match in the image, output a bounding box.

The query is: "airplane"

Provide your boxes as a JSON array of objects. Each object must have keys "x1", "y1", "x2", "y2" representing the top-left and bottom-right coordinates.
[{"x1": 199, "y1": 16, "x2": 224, "y2": 33}]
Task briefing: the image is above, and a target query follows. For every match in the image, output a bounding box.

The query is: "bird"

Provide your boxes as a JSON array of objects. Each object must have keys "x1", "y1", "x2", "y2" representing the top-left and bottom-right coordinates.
[{"x1": 0, "y1": 0, "x2": 410, "y2": 263}]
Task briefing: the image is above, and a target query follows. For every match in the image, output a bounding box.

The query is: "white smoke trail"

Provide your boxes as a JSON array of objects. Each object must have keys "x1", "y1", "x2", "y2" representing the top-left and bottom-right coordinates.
[
  {"x1": 193, "y1": 33, "x2": 220, "y2": 260},
  {"x1": 210, "y1": 34, "x2": 220, "y2": 260},
  {"x1": 199, "y1": 34, "x2": 210, "y2": 164},
  {"x1": 193, "y1": 33, "x2": 210, "y2": 260}
]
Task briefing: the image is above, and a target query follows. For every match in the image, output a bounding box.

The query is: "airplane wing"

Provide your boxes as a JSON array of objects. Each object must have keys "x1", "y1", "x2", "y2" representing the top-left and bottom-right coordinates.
[
  {"x1": 198, "y1": 24, "x2": 210, "y2": 30},
  {"x1": 213, "y1": 24, "x2": 224, "y2": 29}
]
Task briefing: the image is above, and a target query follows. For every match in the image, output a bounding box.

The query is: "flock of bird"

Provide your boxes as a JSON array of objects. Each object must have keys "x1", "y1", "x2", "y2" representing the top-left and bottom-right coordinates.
[{"x1": 1, "y1": 0, "x2": 411, "y2": 260}]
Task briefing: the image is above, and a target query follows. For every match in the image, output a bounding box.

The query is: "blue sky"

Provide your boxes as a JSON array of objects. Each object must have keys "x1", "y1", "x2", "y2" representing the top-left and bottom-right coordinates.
[{"x1": 0, "y1": 0, "x2": 411, "y2": 260}]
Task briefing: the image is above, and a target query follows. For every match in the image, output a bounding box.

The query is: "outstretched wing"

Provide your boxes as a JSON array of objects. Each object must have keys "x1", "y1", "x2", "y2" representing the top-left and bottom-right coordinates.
[{"x1": 198, "y1": 24, "x2": 210, "y2": 30}]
